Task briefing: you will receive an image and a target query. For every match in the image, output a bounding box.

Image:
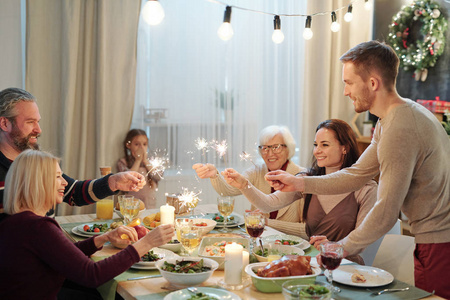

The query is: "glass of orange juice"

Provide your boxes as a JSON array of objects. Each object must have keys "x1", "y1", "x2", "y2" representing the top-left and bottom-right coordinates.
[{"x1": 96, "y1": 197, "x2": 114, "y2": 220}]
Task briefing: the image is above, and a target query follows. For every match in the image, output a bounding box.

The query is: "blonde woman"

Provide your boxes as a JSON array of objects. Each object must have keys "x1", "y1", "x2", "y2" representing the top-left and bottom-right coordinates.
[{"x1": 0, "y1": 150, "x2": 174, "y2": 300}]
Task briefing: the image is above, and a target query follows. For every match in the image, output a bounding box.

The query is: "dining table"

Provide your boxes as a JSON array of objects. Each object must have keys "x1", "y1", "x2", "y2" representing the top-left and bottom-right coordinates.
[{"x1": 56, "y1": 204, "x2": 443, "y2": 300}]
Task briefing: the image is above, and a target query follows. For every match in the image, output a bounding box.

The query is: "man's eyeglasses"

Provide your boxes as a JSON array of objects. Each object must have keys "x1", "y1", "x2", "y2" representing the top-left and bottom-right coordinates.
[{"x1": 258, "y1": 144, "x2": 287, "y2": 154}]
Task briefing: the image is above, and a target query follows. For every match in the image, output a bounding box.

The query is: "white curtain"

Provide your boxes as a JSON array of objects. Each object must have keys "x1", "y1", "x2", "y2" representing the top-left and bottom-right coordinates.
[
  {"x1": 26, "y1": 0, "x2": 141, "y2": 215},
  {"x1": 133, "y1": 1, "x2": 306, "y2": 172}
]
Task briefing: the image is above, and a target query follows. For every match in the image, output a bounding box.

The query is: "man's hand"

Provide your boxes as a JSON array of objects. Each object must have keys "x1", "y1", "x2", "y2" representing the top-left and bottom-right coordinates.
[
  {"x1": 192, "y1": 163, "x2": 218, "y2": 179},
  {"x1": 108, "y1": 171, "x2": 146, "y2": 192},
  {"x1": 265, "y1": 170, "x2": 305, "y2": 192},
  {"x1": 221, "y1": 168, "x2": 248, "y2": 189},
  {"x1": 310, "y1": 235, "x2": 329, "y2": 250}
]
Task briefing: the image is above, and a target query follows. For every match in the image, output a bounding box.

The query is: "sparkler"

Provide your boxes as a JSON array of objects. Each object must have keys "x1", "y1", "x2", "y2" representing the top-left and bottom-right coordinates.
[
  {"x1": 145, "y1": 154, "x2": 169, "y2": 179},
  {"x1": 178, "y1": 188, "x2": 202, "y2": 217},
  {"x1": 195, "y1": 137, "x2": 209, "y2": 161},
  {"x1": 240, "y1": 151, "x2": 256, "y2": 167},
  {"x1": 212, "y1": 139, "x2": 227, "y2": 158}
]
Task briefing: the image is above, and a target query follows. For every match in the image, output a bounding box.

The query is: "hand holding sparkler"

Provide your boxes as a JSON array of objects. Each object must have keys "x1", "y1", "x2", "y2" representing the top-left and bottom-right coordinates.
[
  {"x1": 145, "y1": 155, "x2": 169, "y2": 179},
  {"x1": 240, "y1": 151, "x2": 256, "y2": 167},
  {"x1": 221, "y1": 168, "x2": 249, "y2": 190},
  {"x1": 192, "y1": 163, "x2": 218, "y2": 179}
]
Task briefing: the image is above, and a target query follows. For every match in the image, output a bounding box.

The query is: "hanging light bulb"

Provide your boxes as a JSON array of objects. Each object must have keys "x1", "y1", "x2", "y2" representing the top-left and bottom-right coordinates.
[
  {"x1": 303, "y1": 16, "x2": 313, "y2": 40},
  {"x1": 330, "y1": 11, "x2": 341, "y2": 32},
  {"x1": 364, "y1": 0, "x2": 373, "y2": 11},
  {"x1": 272, "y1": 15, "x2": 284, "y2": 44},
  {"x1": 142, "y1": 0, "x2": 165, "y2": 25},
  {"x1": 217, "y1": 6, "x2": 234, "y2": 41},
  {"x1": 344, "y1": 5, "x2": 353, "y2": 22}
]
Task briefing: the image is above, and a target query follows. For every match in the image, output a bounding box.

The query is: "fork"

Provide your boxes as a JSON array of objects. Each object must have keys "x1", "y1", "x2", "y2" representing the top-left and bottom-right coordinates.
[
  {"x1": 371, "y1": 287, "x2": 410, "y2": 295},
  {"x1": 187, "y1": 287, "x2": 199, "y2": 294}
]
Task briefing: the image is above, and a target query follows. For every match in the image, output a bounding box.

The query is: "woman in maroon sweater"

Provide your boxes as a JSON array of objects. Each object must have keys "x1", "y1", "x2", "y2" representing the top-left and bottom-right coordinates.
[{"x1": 0, "y1": 150, "x2": 174, "y2": 300}]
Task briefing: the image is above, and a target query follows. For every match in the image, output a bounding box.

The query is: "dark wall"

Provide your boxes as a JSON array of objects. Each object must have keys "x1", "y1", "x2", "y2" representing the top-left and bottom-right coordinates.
[{"x1": 374, "y1": 0, "x2": 450, "y2": 102}]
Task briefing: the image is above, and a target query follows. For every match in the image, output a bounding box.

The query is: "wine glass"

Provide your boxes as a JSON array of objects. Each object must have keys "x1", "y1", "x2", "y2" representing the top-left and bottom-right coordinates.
[
  {"x1": 187, "y1": 196, "x2": 199, "y2": 219},
  {"x1": 175, "y1": 218, "x2": 192, "y2": 256},
  {"x1": 179, "y1": 225, "x2": 202, "y2": 256},
  {"x1": 217, "y1": 196, "x2": 235, "y2": 233},
  {"x1": 244, "y1": 211, "x2": 265, "y2": 253},
  {"x1": 121, "y1": 196, "x2": 140, "y2": 225},
  {"x1": 320, "y1": 242, "x2": 344, "y2": 293}
]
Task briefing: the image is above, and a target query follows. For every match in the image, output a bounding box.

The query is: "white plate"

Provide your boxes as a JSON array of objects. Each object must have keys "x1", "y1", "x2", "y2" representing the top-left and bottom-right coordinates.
[
  {"x1": 261, "y1": 234, "x2": 310, "y2": 250},
  {"x1": 333, "y1": 265, "x2": 394, "y2": 287},
  {"x1": 207, "y1": 213, "x2": 242, "y2": 227},
  {"x1": 76, "y1": 223, "x2": 110, "y2": 236},
  {"x1": 163, "y1": 287, "x2": 241, "y2": 300},
  {"x1": 71, "y1": 227, "x2": 96, "y2": 238},
  {"x1": 131, "y1": 248, "x2": 180, "y2": 270}
]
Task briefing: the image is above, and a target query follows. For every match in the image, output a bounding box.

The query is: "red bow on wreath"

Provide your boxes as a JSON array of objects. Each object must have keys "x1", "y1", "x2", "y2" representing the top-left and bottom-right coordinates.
[{"x1": 402, "y1": 28, "x2": 410, "y2": 49}]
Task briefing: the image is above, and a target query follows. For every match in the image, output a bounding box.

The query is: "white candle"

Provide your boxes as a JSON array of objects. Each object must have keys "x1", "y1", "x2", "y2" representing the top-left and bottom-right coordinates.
[
  {"x1": 242, "y1": 250, "x2": 249, "y2": 276},
  {"x1": 160, "y1": 204, "x2": 175, "y2": 225},
  {"x1": 225, "y1": 242, "x2": 243, "y2": 285}
]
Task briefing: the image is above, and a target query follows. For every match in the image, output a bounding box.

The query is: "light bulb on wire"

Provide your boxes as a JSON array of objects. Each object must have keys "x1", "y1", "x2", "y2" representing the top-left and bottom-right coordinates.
[
  {"x1": 330, "y1": 11, "x2": 341, "y2": 32},
  {"x1": 217, "y1": 6, "x2": 234, "y2": 41},
  {"x1": 364, "y1": 0, "x2": 373, "y2": 11},
  {"x1": 142, "y1": 0, "x2": 165, "y2": 25},
  {"x1": 272, "y1": 15, "x2": 284, "y2": 44},
  {"x1": 344, "y1": 5, "x2": 353, "y2": 22},
  {"x1": 303, "y1": 16, "x2": 313, "y2": 40}
]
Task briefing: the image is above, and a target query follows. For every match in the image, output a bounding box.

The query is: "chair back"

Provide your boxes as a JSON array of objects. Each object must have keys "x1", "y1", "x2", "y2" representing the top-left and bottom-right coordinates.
[
  {"x1": 360, "y1": 218, "x2": 401, "y2": 266},
  {"x1": 372, "y1": 234, "x2": 415, "y2": 285}
]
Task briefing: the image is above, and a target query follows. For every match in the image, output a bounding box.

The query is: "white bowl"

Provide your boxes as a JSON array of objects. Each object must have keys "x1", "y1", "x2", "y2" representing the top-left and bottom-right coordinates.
[
  {"x1": 191, "y1": 218, "x2": 217, "y2": 235},
  {"x1": 159, "y1": 240, "x2": 182, "y2": 253},
  {"x1": 198, "y1": 237, "x2": 250, "y2": 270},
  {"x1": 155, "y1": 257, "x2": 219, "y2": 287},
  {"x1": 261, "y1": 234, "x2": 310, "y2": 250},
  {"x1": 253, "y1": 243, "x2": 305, "y2": 262}
]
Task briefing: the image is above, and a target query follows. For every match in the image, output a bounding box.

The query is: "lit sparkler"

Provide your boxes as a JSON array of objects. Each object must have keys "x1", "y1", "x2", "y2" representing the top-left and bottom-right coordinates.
[
  {"x1": 240, "y1": 151, "x2": 256, "y2": 167},
  {"x1": 145, "y1": 154, "x2": 169, "y2": 178},
  {"x1": 212, "y1": 140, "x2": 227, "y2": 158},
  {"x1": 195, "y1": 137, "x2": 209, "y2": 161},
  {"x1": 178, "y1": 188, "x2": 202, "y2": 210}
]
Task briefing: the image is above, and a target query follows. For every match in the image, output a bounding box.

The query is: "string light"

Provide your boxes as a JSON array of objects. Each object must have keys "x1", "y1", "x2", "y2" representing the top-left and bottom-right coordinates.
[
  {"x1": 330, "y1": 11, "x2": 341, "y2": 32},
  {"x1": 303, "y1": 16, "x2": 313, "y2": 40},
  {"x1": 272, "y1": 15, "x2": 284, "y2": 44},
  {"x1": 217, "y1": 6, "x2": 234, "y2": 41},
  {"x1": 344, "y1": 5, "x2": 353, "y2": 22},
  {"x1": 142, "y1": 0, "x2": 165, "y2": 25},
  {"x1": 364, "y1": 0, "x2": 373, "y2": 11}
]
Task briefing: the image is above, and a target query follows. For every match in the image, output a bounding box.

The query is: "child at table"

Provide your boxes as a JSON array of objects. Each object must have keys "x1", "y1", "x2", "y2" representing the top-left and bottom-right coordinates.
[
  {"x1": 0, "y1": 150, "x2": 174, "y2": 300},
  {"x1": 117, "y1": 129, "x2": 161, "y2": 209}
]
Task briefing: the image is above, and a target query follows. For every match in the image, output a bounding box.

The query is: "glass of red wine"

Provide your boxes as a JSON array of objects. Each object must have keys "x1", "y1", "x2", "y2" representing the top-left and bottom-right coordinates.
[
  {"x1": 320, "y1": 241, "x2": 343, "y2": 293},
  {"x1": 244, "y1": 211, "x2": 265, "y2": 252}
]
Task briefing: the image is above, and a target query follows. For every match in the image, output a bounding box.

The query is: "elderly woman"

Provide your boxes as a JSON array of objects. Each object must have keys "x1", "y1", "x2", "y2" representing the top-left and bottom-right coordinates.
[
  {"x1": 193, "y1": 125, "x2": 307, "y2": 238},
  {"x1": 0, "y1": 150, "x2": 174, "y2": 299}
]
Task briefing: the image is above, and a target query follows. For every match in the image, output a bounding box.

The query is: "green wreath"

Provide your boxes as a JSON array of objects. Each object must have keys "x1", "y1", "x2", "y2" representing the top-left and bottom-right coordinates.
[{"x1": 387, "y1": 0, "x2": 447, "y2": 81}]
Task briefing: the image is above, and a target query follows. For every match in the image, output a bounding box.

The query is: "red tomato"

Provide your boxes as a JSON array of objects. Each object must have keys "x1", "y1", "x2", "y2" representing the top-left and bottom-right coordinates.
[
  {"x1": 283, "y1": 241, "x2": 290, "y2": 245},
  {"x1": 83, "y1": 225, "x2": 90, "y2": 232},
  {"x1": 215, "y1": 216, "x2": 221, "y2": 220},
  {"x1": 275, "y1": 240, "x2": 281, "y2": 245},
  {"x1": 94, "y1": 228, "x2": 100, "y2": 233}
]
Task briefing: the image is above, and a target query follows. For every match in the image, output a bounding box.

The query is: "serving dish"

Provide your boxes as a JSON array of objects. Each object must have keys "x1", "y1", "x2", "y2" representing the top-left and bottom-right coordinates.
[
  {"x1": 163, "y1": 287, "x2": 241, "y2": 300},
  {"x1": 205, "y1": 213, "x2": 244, "y2": 228},
  {"x1": 253, "y1": 243, "x2": 305, "y2": 262},
  {"x1": 261, "y1": 234, "x2": 310, "y2": 250},
  {"x1": 245, "y1": 262, "x2": 321, "y2": 293},
  {"x1": 75, "y1": 222, "x2": 113, "y2": 236},
  {"x1": 159, "y1": 240, "x2": 182, "y2": 253},
  {"x1": 155, "y1": 257, "x2": 219, "y2": 288},
  {"x1": 198, "y1": 237, "x2": 249, "y2": 270},
  {"x1": 189, "y1": 218, "x2": 217, "y2": 235}
]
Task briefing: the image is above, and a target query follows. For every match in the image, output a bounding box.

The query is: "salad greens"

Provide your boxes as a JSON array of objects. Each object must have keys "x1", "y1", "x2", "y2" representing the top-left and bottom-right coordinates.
[
  {"x1": 161, "y1": 260, "x2": 211, "y2": 273},
  {"x1": 141, "y1": 250, "x2": 161, "y2": 262},
  {"x1": 187, "y1": 293, "x2": 218, "y2": 300},
  {"x1": 211, "y1": 213, "x2": 234, "y2": 223},
  {"x1": 294, "y1": 284, "x2": 330, "y2": 296}
]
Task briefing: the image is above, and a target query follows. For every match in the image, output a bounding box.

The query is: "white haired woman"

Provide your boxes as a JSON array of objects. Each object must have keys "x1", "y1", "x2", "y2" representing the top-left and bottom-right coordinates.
[
  {"x1": 193, "y1": 125, "x2": 307, "y2": 238},
  {"x1": 0, "y1": 150, "x2": 174, "y2": 300}
]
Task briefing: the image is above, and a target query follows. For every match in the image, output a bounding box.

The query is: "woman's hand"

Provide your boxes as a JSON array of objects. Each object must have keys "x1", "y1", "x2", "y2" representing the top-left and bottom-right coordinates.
[
  {"x1": 221, "y1": 168, "x2": 248, "y2": 189},
  {"x1": 265, "y1": 170, "x2": 305, "y2": 192},
  {"x1": 310, "y1": 235, "x2": 329, "y2": 250},
  {"x1": 94, "y1": 225, "x2": 138, "y2": 249},
  {"x1": 132, "y1": 224, "x2": 175, "y2": 257},
  {"x1": 192, "y1": 163, "x2": 218, "y2": 179}
]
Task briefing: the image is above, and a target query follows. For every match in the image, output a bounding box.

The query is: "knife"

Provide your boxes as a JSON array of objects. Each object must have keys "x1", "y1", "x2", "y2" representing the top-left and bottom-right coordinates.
[{"x1": 127, "y1": 274, "x2": 162, "y2": 281}]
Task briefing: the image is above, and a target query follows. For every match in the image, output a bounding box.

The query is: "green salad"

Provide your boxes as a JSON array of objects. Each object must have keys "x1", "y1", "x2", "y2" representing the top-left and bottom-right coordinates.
[
  {"x1": 255, "y1": 248, "x2": 300, "y2": 257},
  {"x1": 161, "y1": 259, "x2": 211, "y2": 273},
  {"x1": 295, "y1": 284, "x2": 330, "y2": 296},
  {"x1": 187, "y1": 292, "x2": 218, "y2": 300},
  {"x1": 141, "y1": 250, "x2": 161, "y2": 262},
  {"x1": 211, "y1": 213, "x2": 235, "y2": 223}
]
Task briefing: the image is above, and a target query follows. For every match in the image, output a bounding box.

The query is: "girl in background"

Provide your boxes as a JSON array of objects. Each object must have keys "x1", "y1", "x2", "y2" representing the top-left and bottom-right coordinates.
[{"x1": 117, "y1": 129, "x2": 161, "y2": 209}]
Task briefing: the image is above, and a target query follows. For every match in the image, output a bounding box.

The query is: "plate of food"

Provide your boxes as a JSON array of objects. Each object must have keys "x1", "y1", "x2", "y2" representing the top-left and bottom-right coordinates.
[
  {"x1": 131, "y1": 248, "x2": 180, "y2": 270},
  {"x1": 206, "y1": 213, "x2": 244, "y2": 228},
  {"x1": 261, "y1": 234, "x2": 310, "y2": 250},
  {"x1": 75, "y1": 222, "x2": 112, "y2": 236},
  {"x1": 332, "y1": 265, "x2": 394, "y2": 287},
  {"x1": 163, "y1": 287, "x2": 241, "y2": 300}
]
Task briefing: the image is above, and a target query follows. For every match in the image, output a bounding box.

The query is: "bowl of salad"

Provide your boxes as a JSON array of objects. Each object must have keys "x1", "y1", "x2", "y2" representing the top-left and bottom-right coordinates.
[
  {"x1": 253, "y1": 243, "x2": 305, "y2": 262},
  {"x1": 282, "y1": 281, "x2": 332, "y2": 300},
  {"x1": 155, "y1": 257, "x2": 219, "y2": 287}
]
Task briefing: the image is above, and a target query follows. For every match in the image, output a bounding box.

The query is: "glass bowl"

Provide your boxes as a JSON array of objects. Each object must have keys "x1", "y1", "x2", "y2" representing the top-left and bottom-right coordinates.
[{"x1": 282, "y1": 280, "x2": 332, "y2": 300}]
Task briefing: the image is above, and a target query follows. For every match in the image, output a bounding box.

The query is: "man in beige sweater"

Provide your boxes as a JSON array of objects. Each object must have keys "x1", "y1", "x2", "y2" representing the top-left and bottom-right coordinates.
[{"x1": 265, "y1": 41, "x2": 450, "y2": 297}]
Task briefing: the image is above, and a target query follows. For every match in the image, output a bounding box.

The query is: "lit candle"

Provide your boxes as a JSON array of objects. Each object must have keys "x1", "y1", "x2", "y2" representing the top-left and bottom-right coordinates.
[
  {"x1": 225, "y1": 242, "x2": 243, "y2": 285},
  {"x1": 160, "y1": 204, "x2": 175, "y2": 225},
  {"x1": 242, "y1": 250, "x2": 249, "y2": 276}
]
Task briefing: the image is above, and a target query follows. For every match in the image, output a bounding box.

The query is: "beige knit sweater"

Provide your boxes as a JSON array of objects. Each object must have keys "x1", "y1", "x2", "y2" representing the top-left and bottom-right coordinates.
[
  {"x1": 210, "y1": 161, "x2": 307, "y2": 238},
  {"x1": 304, "y1": 99, "x2": 450, "y2": 255}
]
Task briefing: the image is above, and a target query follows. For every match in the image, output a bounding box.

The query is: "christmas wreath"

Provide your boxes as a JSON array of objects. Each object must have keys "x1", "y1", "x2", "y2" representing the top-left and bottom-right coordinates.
[{"x1": 387, "y1": 0, "x2": 447, "y2": 81}]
